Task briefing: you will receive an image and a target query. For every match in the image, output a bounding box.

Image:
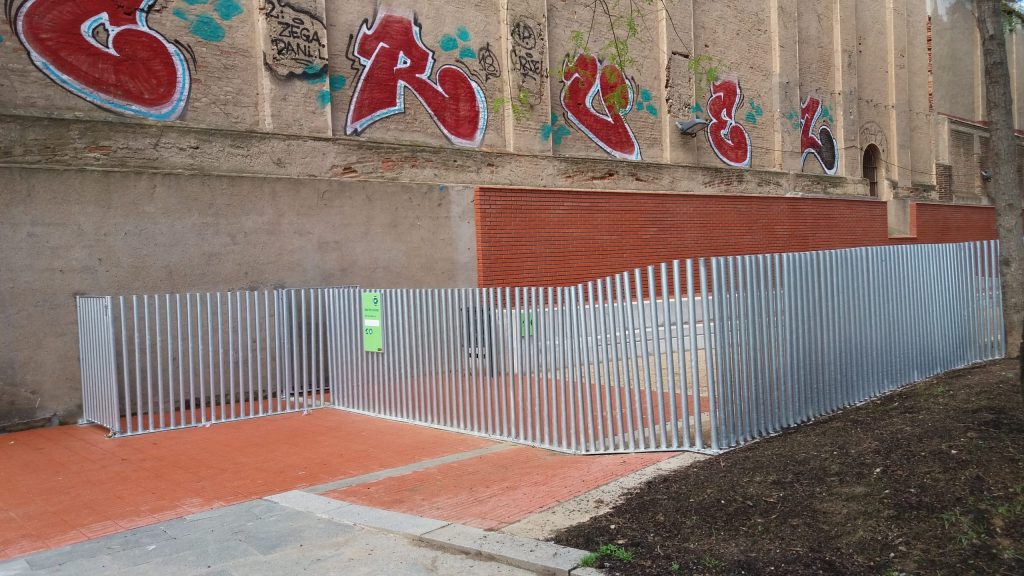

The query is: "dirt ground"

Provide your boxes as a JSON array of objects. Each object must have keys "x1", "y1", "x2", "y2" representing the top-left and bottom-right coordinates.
[{"x1": 554, "y1": 360, "x2": 1024, "y2": 576}]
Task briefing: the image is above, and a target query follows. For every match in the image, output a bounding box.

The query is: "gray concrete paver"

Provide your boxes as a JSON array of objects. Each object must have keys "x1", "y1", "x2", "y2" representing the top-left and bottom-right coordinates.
[{"x1": 4, "y1": 500, "x2": 539, "y2": 576}]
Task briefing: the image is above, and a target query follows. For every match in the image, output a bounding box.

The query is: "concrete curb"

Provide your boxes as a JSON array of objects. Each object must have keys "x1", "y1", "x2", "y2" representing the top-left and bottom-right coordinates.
[{"x1": 266, "y1": 490, "x2": 600, "y2": 575}]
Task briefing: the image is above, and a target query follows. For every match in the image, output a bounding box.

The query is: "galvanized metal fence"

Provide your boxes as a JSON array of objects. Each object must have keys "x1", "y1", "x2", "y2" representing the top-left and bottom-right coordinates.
[
  {"x1": 77, "y1": 241, "x2": 1004, "y2": 452},
  {"x1": 75, "y1": 288, "x2": 345, "y2": 436}
]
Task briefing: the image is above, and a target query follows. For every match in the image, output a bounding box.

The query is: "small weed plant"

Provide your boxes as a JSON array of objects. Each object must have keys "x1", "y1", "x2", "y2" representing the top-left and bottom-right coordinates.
[{"x1": 579, "y1": 543, "x2": 636, "y2": 568}]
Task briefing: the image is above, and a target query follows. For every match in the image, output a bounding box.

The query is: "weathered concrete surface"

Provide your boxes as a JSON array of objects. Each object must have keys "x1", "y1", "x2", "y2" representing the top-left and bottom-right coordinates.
[
  {"x1": 0, "y1": 166, "x2": 476, "y2": 427},
  {"x1": 501, "y1": 453, "x2": 708, "y2": 541},
  {"x1": 0, "y1": 499, "x2": 541, "y2": 576},
  {"x1": 420, "y1": 524, "x2": 588, "y2": 576},
  {"x1": 0, "y1": 114, "x2": 869, "y2": 197}
]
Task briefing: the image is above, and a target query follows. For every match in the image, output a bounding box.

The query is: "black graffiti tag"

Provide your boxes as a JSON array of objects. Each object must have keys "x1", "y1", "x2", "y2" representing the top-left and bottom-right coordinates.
[
  {"x1": 509, "y1": 17, "x2": 544, "y2": 82},
  {"x1": 477, "y1": 42, "x2": 500, "y2": 81},
  {"x1": 510, "y1": 18, "x2": 537, "y2": 50},
  {"x1": 263, "y1": 0, "x2": 328, "y2": 77}
]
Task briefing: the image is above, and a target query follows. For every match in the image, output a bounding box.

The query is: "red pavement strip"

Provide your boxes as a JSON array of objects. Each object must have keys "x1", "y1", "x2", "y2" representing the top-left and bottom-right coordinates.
[
  {"x1": 324, "y1": 447, "x2": 674, "y2": 530},
  {"x1": 0, "y1": 408, "x2": 678, "y2": 562},
  {"x1": 0, "y1": 409, "x2": 490, "y2": 560}
]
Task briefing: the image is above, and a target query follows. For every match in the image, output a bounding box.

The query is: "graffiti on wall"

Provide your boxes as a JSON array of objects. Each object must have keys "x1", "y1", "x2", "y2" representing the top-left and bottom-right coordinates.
[
  {"x1": 704, "y1": 78, "x2": 752, "y2": 168},
  {"x1": 560, "y1": 53, "x2": 640, "y2": 161},
  {"x1": 346, "y1": 10, "x2": 487, "y2": 148},
  {"x1": 438, "y1": 25, "x2": 500, "y2": 84},
  {"x1": 14, "y1": 0, "x2": 191, "y2": 121},
  {"x1": 798, "y1": 96, "x2": 839, "y2": 175},
  {"x1": 510, "y1": 16, "x2": 544, "y2": 82},
  {"x1": 172, "y1": 0, "x2": 244, "y2": 44},
  {"x1": 262, "y1": 0, "x2": 328, "y2": 77}
]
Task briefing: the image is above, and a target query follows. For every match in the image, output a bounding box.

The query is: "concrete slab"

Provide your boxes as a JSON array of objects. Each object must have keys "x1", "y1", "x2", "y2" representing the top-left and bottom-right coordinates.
[
  {"x1": 419, "y1": 523, "x2": 590, "y2": 576},
  {"x1": 321, "y1": 502, "x2": 452, "y2": 537},
  {"x1": 2, "y1": 499, "x2": 536, "y2": 576},
  {"x1": 0, "y1": 559, "x2": 29, "y2": 576},
  {"x1": 264, "y1": 491, "x2": 346, "y2": 515}
]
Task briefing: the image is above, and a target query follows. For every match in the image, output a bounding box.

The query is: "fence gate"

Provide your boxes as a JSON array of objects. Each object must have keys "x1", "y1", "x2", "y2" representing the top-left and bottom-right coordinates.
[
  {"x1": 77, "y1": 242, "x2": 1004, "y2": 453},
  {"x1": 74, "y1": 288, "x2": 352, "y2": 436}
]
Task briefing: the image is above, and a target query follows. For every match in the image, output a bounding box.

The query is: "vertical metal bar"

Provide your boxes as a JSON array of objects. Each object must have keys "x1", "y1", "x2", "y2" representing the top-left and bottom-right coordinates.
[
  {"x1": 556, "y1": 287, "x2": 568, "y2": 450},
  {"x1": 198, "y1": 294, "x2": 208, "y2": 424},
  {"x1": 301, "y1": 289, "x2": 309, "y2": 410},
  {"x1": 165, "y1": 295, "x2": 176, "y2": 428},
  {"x1": 143, "y1": 294, "x2": 154, "y2": 431},
  {"x1": 647, "y1": 266, "x2": 667, "y2": 450},
  {"x1": 319, "y1": 290, "x2": 327, "y2": 407},
  {"x1": 470, "y1": 289, "x2": 481, "y2": 433},
  {"x1": 216, "y1": 293, "x2": 226, "y2": 420},
  {"x1": 686, "y1": 260, "x2": 703, "y2": 448},
  {"x1": 622, "y1": 273, "x2": 645, "y2": 450},
  {"x1": 597, "y1": 279, "x2": 618, "y2": 451},
  {"x1": 497, "y1": 286, "x2": 509, "y2": 434},
  {"x1": 711, "y1": 257, "x2": 733, "y2": 448},
  {"x1": 434, "y1": 289, "x2": 445, "y2": 425},
  {"x1": 633, "y1": 270, "x2": 657, "y2": 449},
  {"x1": 993, "y1": 241, "x2": 1006, "y2": 357},
  {"x1": 673, "y1": 262, "x2": 691, "y2": 448},
  {"x1": 273, "y1": 291, "x2": 283, "y2": 413},
  {"x1": 543, "y1": 286, "x2": 554, "y2": 447},
  {"x1": 288, "y1": 290, "x2": 298, "y2": 411},
  {"x1": 486, "y1": 288, "x2": 498, "y2": 435},
  {"x1": 257, "y1": 291, "x2": 267, "y2": 415},
  {"x1": 571, "y1": 286, "x2": 587, "y2": 452},
  {"x1": 446, "y1": 289, "x2": 456, "y2": 426},
  {"x1": 246, "y1": 292, "x2": 254, "y2": 415},
  {"x1": 514, "y1": 288, "x2": 525, "y2": 440},
  {"x1": 602, "y1": 278, "x2": 618, "y2": 448},
  {"x1": 119, "y1": 297, "x2": 132, "y2": 434},
  {"x1": 155, "y1": 295, "x2": 165, "y2": 429},
  {"x1": 530, "y1": 287, "x2": 541, "y2": 444},
  {"x1": 174, "y1": 294, "x2": 185, "y2": 426},
  {"x1": 133, "y1": 296, "x2": 144, "y2": 431},
  {"x1": 454, "y1": 289, "x2": 465, "y2": 428},
  {"x1": 498, "y1": 287, "x2": 509, "y2": 438},
  {"x1": 568, "y1": 286, "x2": 582, "y2": 451},
  {"x1": 235, "y1": 292, "x2": 244, "y2": 417},
  {"x1": 227, "y1": 292, "x2": 235, "y2": 420},
  {"x1": 699, "y1": 259, "x2": 719, "y2": 450},
  {"x1": 585, "y1": 281, "x2": 603, "y2": 452},
  {"x1": 659, "y1": 265, "x2": 679, "y2": 450}
]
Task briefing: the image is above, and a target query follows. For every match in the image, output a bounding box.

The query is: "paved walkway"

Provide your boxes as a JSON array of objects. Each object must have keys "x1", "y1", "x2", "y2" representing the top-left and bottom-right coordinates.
[
  {"x1": 0, "y1": 409, "x2": 674, "y2": 563},
  {"x1": 0, "y1": 499, "x2": 539, "y2": 576}
]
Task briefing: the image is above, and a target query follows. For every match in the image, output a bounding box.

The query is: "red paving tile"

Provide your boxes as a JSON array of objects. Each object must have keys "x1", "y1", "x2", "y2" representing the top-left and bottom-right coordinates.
[
  {"x1": 324, "y1": 446, "x2": 675, "y2": 530},
  {"x1": 0, "y1": 409, "x2": 492, "y2": 561}
]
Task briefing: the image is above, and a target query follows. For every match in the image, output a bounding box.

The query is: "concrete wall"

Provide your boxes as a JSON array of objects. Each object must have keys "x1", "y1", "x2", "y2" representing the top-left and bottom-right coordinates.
[
  {"x1": 0, "y1": 0, "x2": 944, "y2": 426},
  {"x1": 0, "y1": 167, "x2": 476, "y2": 426},
  {"x1": 0, "y1": 0, "x2": 932, "y2": 184}
]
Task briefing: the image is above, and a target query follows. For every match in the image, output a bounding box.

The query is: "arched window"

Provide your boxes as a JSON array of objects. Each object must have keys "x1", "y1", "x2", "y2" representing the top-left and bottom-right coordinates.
[{"x1": 863, "y1": 145, "x2": 882, "y2": 198}]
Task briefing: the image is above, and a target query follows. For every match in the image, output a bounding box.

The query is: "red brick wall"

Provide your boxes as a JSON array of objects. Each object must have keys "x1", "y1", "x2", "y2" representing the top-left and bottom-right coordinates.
[{"x1": 475, "y1": 187, "x2": 998, "y2": 287}]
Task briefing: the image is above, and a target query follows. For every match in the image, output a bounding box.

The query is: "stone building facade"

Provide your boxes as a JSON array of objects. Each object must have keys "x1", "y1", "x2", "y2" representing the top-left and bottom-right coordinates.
[{"x1": 0, "y1": 0, "x2": 1015, "y2": 426}]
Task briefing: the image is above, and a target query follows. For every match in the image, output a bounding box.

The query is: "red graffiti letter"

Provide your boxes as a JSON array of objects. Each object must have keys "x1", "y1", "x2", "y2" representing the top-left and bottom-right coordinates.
[
  {"x1": 346, "y1": 11, "x2": 487, "y2": 147},
  {"x1": 705, "y1": 79, "x2": 751, "y2": 168},
  {"x1": 16, "y1": 0, "x2": 190, "y2": 120},
  {"x1": 560, "y1": 54, "x2": 640, "y2": 160},
  {"x1": 800, "y1": 96, "x2": 839, "y2": 175}
]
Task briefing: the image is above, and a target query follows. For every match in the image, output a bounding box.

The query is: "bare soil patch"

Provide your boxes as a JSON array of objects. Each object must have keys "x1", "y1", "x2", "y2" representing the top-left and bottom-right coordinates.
[{"x1": 554, "y1": 360, "x2": 1024, "y2": 575}]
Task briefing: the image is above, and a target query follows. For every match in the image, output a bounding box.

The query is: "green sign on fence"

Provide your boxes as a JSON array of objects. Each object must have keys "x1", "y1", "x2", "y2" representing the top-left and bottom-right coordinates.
[
  {"x1": 362, "y1": 292, "x2": 382, "y2": 353},
  {"x1": 520, "y1": 312, "x2": 534, "y2": 337}
]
